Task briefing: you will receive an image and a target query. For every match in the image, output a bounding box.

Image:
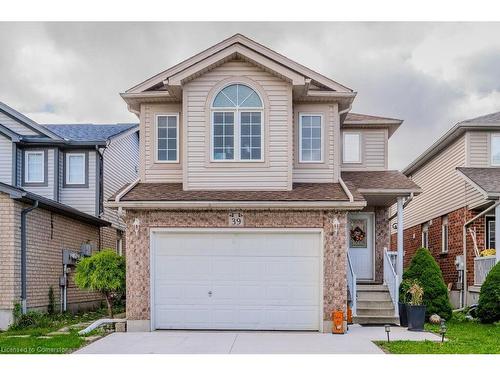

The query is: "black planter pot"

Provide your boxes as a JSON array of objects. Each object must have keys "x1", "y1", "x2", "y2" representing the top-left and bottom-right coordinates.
[
  {"x1": 398, "y1": 303, "x2": 408, "y2": 327},
  {"x1": 407, "y1": 305, "x2": 426, "y2": 331}
]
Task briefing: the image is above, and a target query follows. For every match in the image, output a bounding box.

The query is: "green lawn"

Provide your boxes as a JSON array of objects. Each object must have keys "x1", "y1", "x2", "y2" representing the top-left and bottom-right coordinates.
[
  {"x1": 376, "y1": 319, "x2": 500, "y2": 354},
  {"x1": 0, "y1": 308, "x2": 116, "y2": 354}
]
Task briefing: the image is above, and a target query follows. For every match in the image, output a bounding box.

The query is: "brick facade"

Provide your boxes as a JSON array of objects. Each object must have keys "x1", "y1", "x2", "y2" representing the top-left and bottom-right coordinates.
[
  {"x1": 124, "y1": 209, "x2": 349, "y2": 330},
  {"x1": 390, "y1": 206, "x2": 486, "y2": 288},
  {"x1": 0, "y1": 192, "x2": 122, "y2": 328}
]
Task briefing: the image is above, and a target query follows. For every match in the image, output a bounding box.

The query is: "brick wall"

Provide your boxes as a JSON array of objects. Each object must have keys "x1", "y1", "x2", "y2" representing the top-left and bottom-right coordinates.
[
  {"x1": 0, "y1": 193, "x2": 19, "y2": 310},
  {"x1": 390, "y1": 206, "x2": 486, "y2": 288},
  {"x1": 124, "y1": 209, "x2": 348, "y2": 327}
]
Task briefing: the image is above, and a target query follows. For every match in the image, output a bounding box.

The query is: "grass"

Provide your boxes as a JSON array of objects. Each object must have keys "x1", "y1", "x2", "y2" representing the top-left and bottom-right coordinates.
[
  {"x1": 376, "y1": 318, "x2": 500, "y2": 354},
  {"x1": 0, "y1": 306, "x2": 122, "y2": 354}
]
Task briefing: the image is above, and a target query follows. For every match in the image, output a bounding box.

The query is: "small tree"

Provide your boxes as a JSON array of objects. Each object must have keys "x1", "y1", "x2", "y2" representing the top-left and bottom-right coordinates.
[
  {"x1": 74, "y1": 249, "x2": 125, "y2": 318},
  {"x1": 402, "y1": 247, "x2": 452, "y2": 320},
  {"x1": 477, "y1": 262, "x2": 500, "y2": 323}
]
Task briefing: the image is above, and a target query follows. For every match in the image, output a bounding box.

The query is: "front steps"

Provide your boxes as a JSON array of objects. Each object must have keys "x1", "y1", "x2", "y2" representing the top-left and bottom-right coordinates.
[{"x1": 352, "y1": 284, "x2": 399, "y2": 325}]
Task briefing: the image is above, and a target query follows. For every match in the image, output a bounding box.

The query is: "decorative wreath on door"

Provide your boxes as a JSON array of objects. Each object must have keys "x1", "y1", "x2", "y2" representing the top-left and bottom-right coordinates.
[{"x1": 350, "y1": 226, "x2": 366, "y2": 243}]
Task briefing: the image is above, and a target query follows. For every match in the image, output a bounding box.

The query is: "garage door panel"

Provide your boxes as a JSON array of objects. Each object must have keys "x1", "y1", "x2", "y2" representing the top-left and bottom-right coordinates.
[{"x1": 153, "y1": 231, "x2": 322, "y2": 330}]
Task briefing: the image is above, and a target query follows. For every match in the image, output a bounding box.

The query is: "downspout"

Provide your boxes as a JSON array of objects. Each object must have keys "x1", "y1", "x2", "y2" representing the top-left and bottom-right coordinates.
[
  {"x1": 462, "y1": 200, "x2": 500, "y2": 308},
  {"x1": 21, "y1": 200, "x2": 39, "y2": 314},
  {"x1": 339, "y1": 177, "x2": 354, "y2": 203},
  {"x1": 388, "y1": 193, "x2": 414, "y2": 221}
]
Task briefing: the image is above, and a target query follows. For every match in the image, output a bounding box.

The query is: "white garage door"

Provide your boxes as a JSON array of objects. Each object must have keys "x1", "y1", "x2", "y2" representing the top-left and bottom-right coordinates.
[{"x1": 152, "y1": 230, "x2": 322, "y2": 331}]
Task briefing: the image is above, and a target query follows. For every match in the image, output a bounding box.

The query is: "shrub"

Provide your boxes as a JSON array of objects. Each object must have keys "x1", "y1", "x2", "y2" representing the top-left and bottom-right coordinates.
[
  {"x1": 10, "y1": 310, "x2": 51, "y2": 330},
  {"x1": 48, "y1": 286, "x2": 55, "y2": 315},
  {"x1": 477, "y1": 261, "x2": 500, "y2": 323},
  {"x1": 74, "y1": 249, "x2": 125, "y2": 318},
  {"x1": 399, "y1": 278, "x2": 414, "y2": 303},
  {"x1": 402, "y1": 247, "x2": 452, "y2": 320}
]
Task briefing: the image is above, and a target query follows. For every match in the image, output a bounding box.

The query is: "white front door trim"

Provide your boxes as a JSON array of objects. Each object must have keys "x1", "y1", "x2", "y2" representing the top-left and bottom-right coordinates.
[{"x1": 149, "y1": 227, "x2": 325, "y2": 332}]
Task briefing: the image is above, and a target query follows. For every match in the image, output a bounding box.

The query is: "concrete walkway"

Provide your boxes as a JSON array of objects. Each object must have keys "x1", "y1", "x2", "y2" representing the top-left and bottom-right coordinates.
[{"x1": 75, "y1": 325, "x2": 441, "y2": 354}]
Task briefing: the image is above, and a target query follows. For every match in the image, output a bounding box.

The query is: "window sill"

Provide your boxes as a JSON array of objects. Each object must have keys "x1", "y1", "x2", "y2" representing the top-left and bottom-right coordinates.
[{"x1": 439, "y1": 252, "x2": 449, "y2": 257}]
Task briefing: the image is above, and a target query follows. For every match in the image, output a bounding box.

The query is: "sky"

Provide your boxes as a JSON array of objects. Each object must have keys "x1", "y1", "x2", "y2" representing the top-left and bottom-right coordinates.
[{"x1": 1, "y1": 22, "x2": 500, "y2": 170}]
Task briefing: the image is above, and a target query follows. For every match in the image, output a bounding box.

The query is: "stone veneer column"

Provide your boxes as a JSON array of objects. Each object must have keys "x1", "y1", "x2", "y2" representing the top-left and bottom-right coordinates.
[{"x1": 374, "y1": 207, "x2": 390, "y2": 283}]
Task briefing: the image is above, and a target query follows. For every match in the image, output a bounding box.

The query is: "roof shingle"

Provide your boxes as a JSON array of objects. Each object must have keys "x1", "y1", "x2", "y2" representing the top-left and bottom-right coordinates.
[
  {"x1": 456, "y1": 167, "x2": 500, "y2": 197},
  {"x1": 342, "y1": 170, "x2": 421, "y2": 192},
  {"x1": 43, "y1": 123, "x2": 138, "y2": 142}
]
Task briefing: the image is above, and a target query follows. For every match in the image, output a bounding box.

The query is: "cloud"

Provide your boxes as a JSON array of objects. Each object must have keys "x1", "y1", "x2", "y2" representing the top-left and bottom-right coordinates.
[{"x1": 0, "y1": 22, "x2": 499, "y2": 169}]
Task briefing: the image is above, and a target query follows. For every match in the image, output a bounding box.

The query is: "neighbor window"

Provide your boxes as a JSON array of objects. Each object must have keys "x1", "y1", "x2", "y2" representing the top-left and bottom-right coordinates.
[
  {"x1": 422, "y1": 222, "x2": 429, "y2": 249},
  {"x1": 486, "y1": 216, "x2": 496, "y2": 249},
  {"x1": 156, "y1": 114, "x2": 179, "y2": 162},
  {"x1": 343, "y1": 132, "x2": 361, "y2": 163},
  {"x1": 442, "y1": 216, "x2": 449, "y2": 253},
  {"x1": 24, "y1": 150, "x2": 45, "y2": 184},
  {"x1": 65, "y1": 152, "x2": 86, "y2": 185},
  {"x1": 211, "y1": 84, "x2": 263, "y2": 161},
  {"x1": 299, "y1": 114, "x2": 323, "y2": 162},
  {"x1": 491, "y1": 134, "x2": 500, "y2": 166}
]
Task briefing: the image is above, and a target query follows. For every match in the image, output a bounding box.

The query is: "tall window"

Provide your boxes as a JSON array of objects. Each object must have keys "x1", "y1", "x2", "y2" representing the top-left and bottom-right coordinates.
[
  {"x1": 299, "y1": 114, "x2": 323, "y2": 162},
  {"x1": 442, "y1": 216, "x2": 449, "y2": 253},
  {"x1": 211, "y1": 84, "x2": 263, "y2": 161},
  {"x1": 24, "y1": 150, "x2": 45, "y2": 184},
  {"x1": 156, "y1": 114, "x2": 179, "y2": 162},
  {"x1": 422, "y1": 222, "x2": 429, "y2": 249},
  {"x1": 486, "y1": 216, "x2": 496, "y2": 249},
  {"x1": 65, "y1": 152, "x2": 86, "y2": 186},
  {"x1": 343, "y1": 132, "x2": 361, "y2": 163},
  {"x1": 491, "y1": 134, "x2": 500, "y2": 166}
]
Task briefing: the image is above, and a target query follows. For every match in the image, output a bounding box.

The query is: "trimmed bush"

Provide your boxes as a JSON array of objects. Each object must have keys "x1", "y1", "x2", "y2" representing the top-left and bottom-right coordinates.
[
  {"x1": 477, "y1": 261, "x2": 500, "y2": 323},
  {"x1": 402, "y1": 247, "x2": 452, "y2": 320}
]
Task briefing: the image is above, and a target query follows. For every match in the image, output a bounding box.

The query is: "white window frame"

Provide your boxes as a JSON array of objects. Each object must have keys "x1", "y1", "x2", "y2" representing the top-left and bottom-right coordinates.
[
  {"x1": 65, "y1": 152, "x2": 86, "y2": 185},
  {"x1": 24, "y1": 150, "x2": 45, "y2": 183},
  {"x1": 441, "y1": 216, "x2": 449, "y2": 253},
  {"x1": 298, "y1": 113, "x2": 324, "y2": 163},
  {"x1": 155, "y1": 113, "x2": 180, "y2": 163},
  {"x1": 486, "y1": 216, "x2": 496, "y2": 249},
  {"x1": 210, "y1": 84, "x2": 264, "y2": 163},
  {"x1": 422, "y1": 223, "x2": 429, "y2": 249},
  {"x1": 343, "y1": 132, "x2": 362, "y2": 164},
  {"x1": 491, "y1": 133, "x2": 500, "y2": 166}
]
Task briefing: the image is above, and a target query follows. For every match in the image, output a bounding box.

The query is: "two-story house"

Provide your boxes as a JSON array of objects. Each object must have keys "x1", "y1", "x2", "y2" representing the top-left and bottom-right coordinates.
[
  {"x1": 0, "y1": 101, "x2": 139, "y2": 329},
  {"x1": 108, "y1": 34, "x2": 421, "y2": 333},
  {"x1": 390, "y1": 112, "x2": 500, "y2": 308}
]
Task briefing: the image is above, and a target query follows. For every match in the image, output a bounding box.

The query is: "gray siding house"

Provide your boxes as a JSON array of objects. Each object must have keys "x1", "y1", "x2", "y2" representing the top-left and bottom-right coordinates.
[{"x1": 0, "y1": 101, "x2": 139, "y2": 328}]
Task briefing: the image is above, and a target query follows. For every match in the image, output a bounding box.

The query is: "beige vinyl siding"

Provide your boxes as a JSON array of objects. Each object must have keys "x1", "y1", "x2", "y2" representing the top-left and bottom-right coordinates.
[
  {"x1": 59, "y1": 150, "x2": 97, "y2": 216},
  {"x1": 183, "y1": 60, "x2": 292, "y2": 190},
  {"x1": 141, "y1": 103, "x2": 182, "y2": 183},
  {"x1": 403, "y1": 135, "x2": 467, "y2": 229},
  {"x1": 0, "y1": 112, "x2": 39, "y2": 136},
  {"x1": 467, "y1": 131, "x2": 490, "y2": 167},
  {"x1": 0, "y1": 136, "x2": 12, "y2": 184},
  {"x1": 341, "y1": 128, "x2": 387, "y2": 171},
  {"x1": 102, "y1": 132, "x2": 139, "y2": 228},
  {"x1": 292, "y1": 103, "x2": 338, "y2": 183},
  {"x1": 21, "y1": 148, "x2": 56, "y2": 200}
]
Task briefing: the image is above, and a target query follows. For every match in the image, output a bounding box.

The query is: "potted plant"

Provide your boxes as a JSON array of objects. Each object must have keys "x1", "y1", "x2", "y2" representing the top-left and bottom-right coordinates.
[
  {"x1": 398, "y1": 278, "x2": 413, "y2": 327},
  {"x1": 407, "y1": 280, "x2": 426, "y2": 331}
]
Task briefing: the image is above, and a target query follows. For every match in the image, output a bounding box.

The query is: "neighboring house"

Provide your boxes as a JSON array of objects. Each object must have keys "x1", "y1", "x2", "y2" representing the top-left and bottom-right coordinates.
[
  {"x1": 390, "y1": 112, "x2": 500, "y2": 308},
  {"x1": 108, "y1": 34, "x2": 420, "y2": 333},
  {"x1": 0, "y1": 101, "x2": 139, "y2": 329}
]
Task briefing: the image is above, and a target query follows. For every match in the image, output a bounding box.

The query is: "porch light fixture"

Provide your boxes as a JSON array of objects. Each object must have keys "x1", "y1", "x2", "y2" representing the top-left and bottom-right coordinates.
[
  {"x1": 384, "y1": 324, "x2": 391, "y2": 342},
  {"x1": 133, "y1": 218, "x2": 141, "y2": 234},
  {"x1": 331, "y1": 217, "x2": 340, "y2": 236},
  {"x1": 440, "y1": 319, "x2": 447, "y2": 343}
]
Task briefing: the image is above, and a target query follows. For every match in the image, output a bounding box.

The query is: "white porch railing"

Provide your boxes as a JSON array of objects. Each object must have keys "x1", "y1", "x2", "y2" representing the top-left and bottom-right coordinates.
[
  {"x1": 347, "y1": 253, "x2": 357, "y2": 317},
  {"x1": 474, "y1": 256, "x2": 496, "y2": 286},
  {"x1": 383, "y1": 249, "x2": 399, "y2": 317},
  {"x1": 387, "y1": 251, "x2": 398, "y2": 273}
]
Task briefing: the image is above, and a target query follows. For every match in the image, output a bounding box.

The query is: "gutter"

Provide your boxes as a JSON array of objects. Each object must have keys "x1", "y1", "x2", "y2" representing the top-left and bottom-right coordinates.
[
  {"x1": 461, "y1": 200, "x2": 500, "y2": 308},
  {"x1": 21, "y1": 200, "x2": 38, "y2": 314}
]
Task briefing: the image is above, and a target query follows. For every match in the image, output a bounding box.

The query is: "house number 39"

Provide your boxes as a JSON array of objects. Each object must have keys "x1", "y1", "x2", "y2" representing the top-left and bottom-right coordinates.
[{"x1": 229, "y1": 212, "x2": 244, "y2": 227}]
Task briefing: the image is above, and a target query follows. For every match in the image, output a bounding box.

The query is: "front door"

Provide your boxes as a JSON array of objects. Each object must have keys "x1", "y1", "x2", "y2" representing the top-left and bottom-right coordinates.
[{"x1": 348, "y1": 213, "x2": 374, "y2": 281}]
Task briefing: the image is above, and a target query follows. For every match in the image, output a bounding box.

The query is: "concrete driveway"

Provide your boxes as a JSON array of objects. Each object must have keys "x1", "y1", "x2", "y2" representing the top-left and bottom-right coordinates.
[{"x1": 75, "y1": 325, "x2": 441, "y2": 354}]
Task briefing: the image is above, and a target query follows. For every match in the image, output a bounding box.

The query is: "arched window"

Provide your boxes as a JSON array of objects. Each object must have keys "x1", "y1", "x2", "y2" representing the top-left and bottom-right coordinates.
[{"x1": 211, "y1": 84, "x2": 264, "y2": 161}]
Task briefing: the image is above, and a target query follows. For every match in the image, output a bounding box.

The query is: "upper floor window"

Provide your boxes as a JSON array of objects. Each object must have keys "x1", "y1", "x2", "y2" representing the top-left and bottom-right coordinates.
[
  {"x1": 156, "y1": 114, "x2": 179, "y2": 163},
  {"x1": 65, "y1": 152, "x2": 87, "y2": 186},
  {"x1": 211, "y1": 84, "x2": 263, "y2": 161},
  {"x1": 24, "y1": 150, "x2": 45, "y2": 184},
  {"x1": 491, "y1": 134, "x2": 500, "y2": 166},
  {"x1": 299, "y1": 114, "x2": 323, "y2": 163},
  {"x1": 486, "y1": 216, "x2": 495, "y2": 249},
  {"x1": 343, "y1": 132, "x2": 361, "y2": 163},
  {"x1": 441, "y1": 216, "x2": 449, "y2": 253}
]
